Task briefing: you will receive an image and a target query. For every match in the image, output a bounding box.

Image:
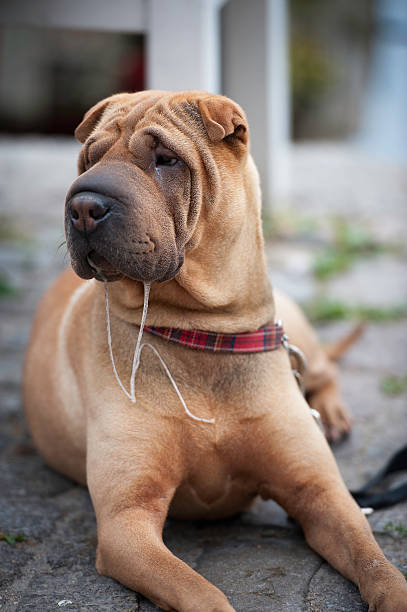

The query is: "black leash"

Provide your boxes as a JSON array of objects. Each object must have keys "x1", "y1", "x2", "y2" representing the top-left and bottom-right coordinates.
[{"x1": 350, "y1": 445, "x2": 407, "y2": 509}]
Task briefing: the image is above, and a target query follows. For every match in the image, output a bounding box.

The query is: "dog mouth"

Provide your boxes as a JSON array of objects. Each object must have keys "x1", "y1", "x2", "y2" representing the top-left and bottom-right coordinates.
[
  {"x1": 68, "y1": 233, "x2": 185, "y2": 283},
  {"x1": 84, "y1": 249, "x2": 184, "y2": 283},
  {"x1": 87, "y1": 251, "x2": 124, "y2": 282}
]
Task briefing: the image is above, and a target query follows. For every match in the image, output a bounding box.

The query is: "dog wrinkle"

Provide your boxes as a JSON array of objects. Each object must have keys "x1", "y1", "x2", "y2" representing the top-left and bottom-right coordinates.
[{"x1": 170, "y1": 473, "x2": 256, "y2": 518}]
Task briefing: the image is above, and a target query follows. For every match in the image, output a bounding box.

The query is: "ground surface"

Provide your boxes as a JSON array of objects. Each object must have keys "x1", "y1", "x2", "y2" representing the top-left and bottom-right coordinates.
[{"x1": 0, "y1": 137, "x2": 406, "y2": 611}]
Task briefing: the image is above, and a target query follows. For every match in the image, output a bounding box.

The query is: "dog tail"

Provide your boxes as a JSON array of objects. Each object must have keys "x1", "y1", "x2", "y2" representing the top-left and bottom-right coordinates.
[{"x1": 324, "y1": 322, "x2": 365, "y2": 361}]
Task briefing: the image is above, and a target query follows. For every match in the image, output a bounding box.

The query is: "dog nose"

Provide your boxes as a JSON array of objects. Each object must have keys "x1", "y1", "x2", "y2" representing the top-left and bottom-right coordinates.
[{"x1": 70, "y1": 192, "x2": 110, "y2": 233}]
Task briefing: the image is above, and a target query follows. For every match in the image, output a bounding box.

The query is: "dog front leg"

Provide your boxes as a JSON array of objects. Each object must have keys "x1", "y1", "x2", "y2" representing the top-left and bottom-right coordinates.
[
  {"x1": 87, "y1": 435, "x2": 235, "y2": 612},
  {"x1": 248, "y1": 385, "x2": 407, "y2": 609},
  {"x1": 95, "y1": 506, "x2": 235, "y2": 612},
  {"x1": 281, "y1": 481, "x2": 407, "y2": 611}
]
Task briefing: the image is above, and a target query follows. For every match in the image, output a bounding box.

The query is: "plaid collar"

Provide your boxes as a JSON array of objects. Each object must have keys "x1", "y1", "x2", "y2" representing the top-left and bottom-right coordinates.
[{"x1": 142, "y1": 321, "x2": 285, "y2": 353}]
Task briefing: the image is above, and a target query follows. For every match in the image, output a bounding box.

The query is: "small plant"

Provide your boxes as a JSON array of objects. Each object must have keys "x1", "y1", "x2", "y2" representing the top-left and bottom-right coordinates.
[
  {"x1": 380, "y1": 375, "x2": 407, "y2": 397},
  {"x1": 302, "y1": 297, "x2": 407, "y2": 323},
  {"x1": 383, "y1": 522, "x2": 407, "y2": 538},
  {"x1": 0, "y1": 273, "x2": 16, "y2": 297},
  {"x1": 0, "y1": 532, "x2": 27, "y2": 545},
  {"x1": 312, "y1": 218, "x2": 401, "y2": 281},
  {"x1": 334, "y1": 219, "x2": 381, "y2": 254},
  {"x1": 303, "y1": 298, "x2": 349, "y2": 322},
  {"x1": 358, "y1": 304, "x2": 407, "y2": 322},
  {"x1": 313, "y1": 249, "x2": 353, "y2": 280}
]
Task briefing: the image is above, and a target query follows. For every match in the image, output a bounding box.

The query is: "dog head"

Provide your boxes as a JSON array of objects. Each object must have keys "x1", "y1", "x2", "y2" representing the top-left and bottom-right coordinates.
[{"x1": 65, "y1": 90, "x2": 249, "y2": 284}]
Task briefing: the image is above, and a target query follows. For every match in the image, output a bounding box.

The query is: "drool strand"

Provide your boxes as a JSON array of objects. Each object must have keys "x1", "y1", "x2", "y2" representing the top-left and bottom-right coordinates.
[{"x1": 104, "y1": 282, "x2": 215, "y2": 424}]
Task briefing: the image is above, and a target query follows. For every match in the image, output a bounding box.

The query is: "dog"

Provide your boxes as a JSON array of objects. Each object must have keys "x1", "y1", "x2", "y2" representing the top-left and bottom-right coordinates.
[{"x1": 23, "y1": 90, "x2": 407, "y2": 611}]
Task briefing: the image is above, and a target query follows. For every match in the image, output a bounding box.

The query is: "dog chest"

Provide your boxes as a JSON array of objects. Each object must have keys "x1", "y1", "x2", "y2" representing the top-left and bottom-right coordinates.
[{"x1": 169, "y1": 471, "x2": 257, "y2": 520}]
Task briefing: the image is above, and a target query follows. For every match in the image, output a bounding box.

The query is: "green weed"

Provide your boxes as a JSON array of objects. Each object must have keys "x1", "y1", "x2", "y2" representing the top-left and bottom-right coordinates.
[
  {"x1": 380, "y1": 375, "x2": 407, "y2": 397},
  {"x1": 303, "y1": 297, "x2": 407, "y2": 323},
  {"x1": 384, "y1": 522, "x2": 407, "y2": 538},
  {"x1": 312, "y1": 218, "x2": 402, "y2": 281},
  {"x1": 313, "y1": 249, "x2": 353, "y2": 280},
  {"x1": 0, "y1": 532, "x2": 27, "y2": 545},
  {"x1": 0, "y1": 273, "x2": 16, "y2": 297}
]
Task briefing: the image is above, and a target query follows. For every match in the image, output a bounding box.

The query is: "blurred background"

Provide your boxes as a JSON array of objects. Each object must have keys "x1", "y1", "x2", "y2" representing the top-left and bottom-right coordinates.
[
  {"x1": 0, "y1": 1, "x2": 406, "y2": 607},
  {"x1": 1, "y1": 0, "x2": 407, "y2": 182}
]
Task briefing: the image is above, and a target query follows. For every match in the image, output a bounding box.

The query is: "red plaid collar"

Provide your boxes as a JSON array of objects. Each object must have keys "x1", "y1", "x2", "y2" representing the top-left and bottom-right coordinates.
[{"x1": 142, "y1": 321, "x2": 285, "y2": 353}]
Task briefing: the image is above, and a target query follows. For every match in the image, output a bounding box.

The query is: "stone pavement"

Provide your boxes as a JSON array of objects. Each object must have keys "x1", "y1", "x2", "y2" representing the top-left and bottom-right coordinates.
[{"x1": 0, "y1": 138, "x2": 406, "y2": 611}]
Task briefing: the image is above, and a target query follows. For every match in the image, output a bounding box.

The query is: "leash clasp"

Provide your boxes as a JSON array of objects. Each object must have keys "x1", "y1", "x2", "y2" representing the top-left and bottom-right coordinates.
[
  {"x1": 279, "y1": 324, "x2": 308, "y2": 395},
  {"x1": 278, "y1": 321, "x2": 323, "y2": 432}
]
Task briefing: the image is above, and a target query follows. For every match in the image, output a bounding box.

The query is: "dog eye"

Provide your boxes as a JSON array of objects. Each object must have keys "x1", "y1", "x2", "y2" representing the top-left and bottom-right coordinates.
[{"x1": 156, "y1": 154, "x2": 179, "y2": 167}]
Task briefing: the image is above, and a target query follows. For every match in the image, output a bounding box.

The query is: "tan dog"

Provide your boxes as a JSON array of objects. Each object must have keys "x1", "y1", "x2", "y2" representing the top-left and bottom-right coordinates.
[{"x1": 23, "y1": 91, "x2": 407, "y2": 611}]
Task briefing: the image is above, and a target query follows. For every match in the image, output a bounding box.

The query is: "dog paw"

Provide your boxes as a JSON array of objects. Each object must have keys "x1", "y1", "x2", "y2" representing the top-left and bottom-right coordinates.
[
  {"x1": 182, "y1": 596, "x2": 236, "y2": 612},
  {"x1": 367, "y1": 588, "x2": 407, "y2": 612},
  {"x1": 364, "y1": 568, "x2": 407, "y2": 611},
  {"x1": 308, "y1": 384, "x2": 352, "y2": 442}
]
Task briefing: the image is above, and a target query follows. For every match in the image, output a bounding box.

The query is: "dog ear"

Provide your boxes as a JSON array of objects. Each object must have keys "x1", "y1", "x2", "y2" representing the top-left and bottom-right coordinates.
[
  {"x1": 198, "y1": 96, "x2": 248, "y2": 145},
  {"x1": 74, "y1": 93, "x2": 130, "y2": 143},
  {"x1": 74, "y1": 98, "x2": 111, "y2": 143}
]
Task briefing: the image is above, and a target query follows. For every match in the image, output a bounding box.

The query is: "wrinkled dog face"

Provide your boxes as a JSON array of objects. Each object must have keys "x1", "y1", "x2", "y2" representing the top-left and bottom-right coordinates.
[{"x1": 65, "y1": 91, "x2": 247, "y2": 283}]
